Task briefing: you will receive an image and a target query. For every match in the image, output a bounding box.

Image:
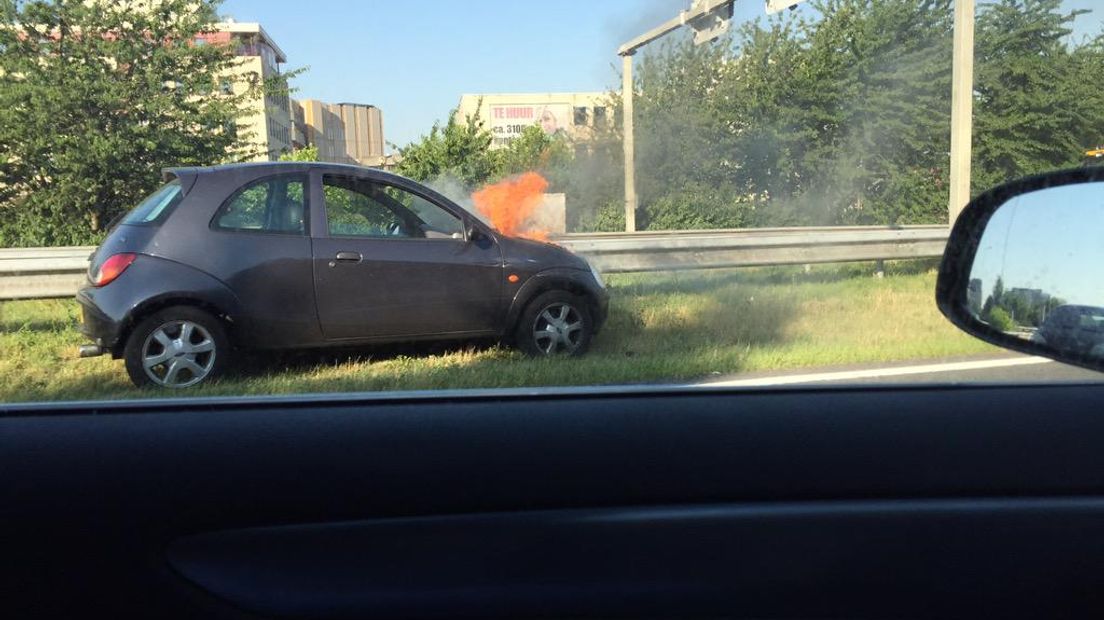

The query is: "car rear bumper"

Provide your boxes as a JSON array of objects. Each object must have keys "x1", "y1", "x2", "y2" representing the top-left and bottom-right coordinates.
[{"x1": 76, "y1": 285, "x2": 126, "y2": 355}]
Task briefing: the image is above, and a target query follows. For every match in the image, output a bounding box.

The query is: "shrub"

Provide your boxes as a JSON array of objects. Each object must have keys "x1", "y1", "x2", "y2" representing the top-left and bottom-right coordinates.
[
  {"x1": 986, "y1": 306, "x2": 1015, "y2": 332},
  {"x1": 578, "y1": 199, "x2": 626, "y2": 232},
  {"x1": 642, "y1": 186, "x2": 753, "y2": 231}
]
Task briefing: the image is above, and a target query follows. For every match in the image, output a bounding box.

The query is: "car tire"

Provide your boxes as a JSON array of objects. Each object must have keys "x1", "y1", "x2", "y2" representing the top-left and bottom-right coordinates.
[
  {"x1": 123, "y1": 306, "x2": 230, "y2": 388},
  {"x1": 515, "y1": 290, "x2": 593, "y2": 357}
]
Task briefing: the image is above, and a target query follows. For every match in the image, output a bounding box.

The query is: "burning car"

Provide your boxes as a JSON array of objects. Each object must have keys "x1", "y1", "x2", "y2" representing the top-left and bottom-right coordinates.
[{"x1": 76, "y1": 162, "x2": 609, "y2": 388}]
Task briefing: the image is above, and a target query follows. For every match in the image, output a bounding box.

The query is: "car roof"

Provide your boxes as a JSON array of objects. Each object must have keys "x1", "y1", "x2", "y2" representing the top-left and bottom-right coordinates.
[
  {"x1": 157, "y1": 162, "x2": 475, "y2": 219},
  {"x1": 162, "y1": 161, "x2": 410, "y2": 185}
]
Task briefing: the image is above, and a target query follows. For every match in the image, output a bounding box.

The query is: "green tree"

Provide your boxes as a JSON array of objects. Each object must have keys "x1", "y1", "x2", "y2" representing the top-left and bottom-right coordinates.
[
  {"x1": 394, "y1": 106, "x2": 502, "y2": 187},
  {"x1": 982, "y1": 276, "x2": 1006, "y2": 318},
  {"x1": 632, "y1": 35, "x2": 737, "y2": 215},
  {"x1": 279, "y1": 145, "x2": 319, "y2": 162},
  {"x1": 0, "y1": 0, "x2": 282, "y2": 246},
  {"x1": 986, "y1": 306, "x2": 1016, "y2": 332},
  {"x1": 622, "y1": 0, "x2": 954, "y2": 229},
  {"x1": 723, "y1": 0, "x2": 954, "y2": 226},
  {"x1": 499, "y1": 125, "x2": 571, "y2": 178},
  {"x1": 973, "y1": 0, "x2": 1104, "y2": 192}
]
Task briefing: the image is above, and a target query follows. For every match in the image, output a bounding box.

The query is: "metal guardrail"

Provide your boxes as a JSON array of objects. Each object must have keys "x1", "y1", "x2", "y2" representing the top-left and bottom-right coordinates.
[
  {"x1": 0, "y1": 246, "x2": 92, "y2": 300},
  {"x1": 557, "y1": 225, "x2": 949, "y2": 273},
  {"x1": 0, "y1": 225, "x2": 949, "y2": 301}
]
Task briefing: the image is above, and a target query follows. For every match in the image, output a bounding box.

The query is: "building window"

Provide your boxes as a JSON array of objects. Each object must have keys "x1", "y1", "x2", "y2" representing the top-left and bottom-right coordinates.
[
  {"x1": 219, "y1": 79, "x2": 233, "y2": 95},
  {"x1": 259, "y1": 42, "x2": 277, "y2": 71},
  {"x1": 573, "y1": 106, "x2": 588, "y2": 126},
  {"x1": 593, "y1": 106, "x2": 607, "y2": 128}
]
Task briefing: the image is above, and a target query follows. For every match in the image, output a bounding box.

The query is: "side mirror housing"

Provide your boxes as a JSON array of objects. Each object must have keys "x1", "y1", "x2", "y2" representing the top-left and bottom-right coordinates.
[
  {"x1": 465, "y1": 220, "x2": 487, "y2": 243},
  {"x1": 937, "y1": 167, "x2": 1104, "y2": 372}
]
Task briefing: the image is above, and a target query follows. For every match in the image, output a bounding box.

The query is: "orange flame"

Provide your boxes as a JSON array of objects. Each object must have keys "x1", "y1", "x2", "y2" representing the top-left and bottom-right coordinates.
[{"x1": 471, "y1": 172, "x2": 550, "y2": 242}]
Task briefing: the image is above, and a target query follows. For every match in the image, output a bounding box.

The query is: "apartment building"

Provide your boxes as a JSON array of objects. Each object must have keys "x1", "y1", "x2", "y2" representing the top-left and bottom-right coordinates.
[
  {"x1": 198, "y1": 21, "x2": 292, "y2": 161},
  {"x1": 291, "y1": 100, "x2": 386, "y2": 166}
]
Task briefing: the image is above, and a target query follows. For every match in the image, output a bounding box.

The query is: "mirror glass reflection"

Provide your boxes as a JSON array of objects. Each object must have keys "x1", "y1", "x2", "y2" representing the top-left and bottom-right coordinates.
[{"x1": 968, "y1": 182, "x2": 1104, "y2": 359}]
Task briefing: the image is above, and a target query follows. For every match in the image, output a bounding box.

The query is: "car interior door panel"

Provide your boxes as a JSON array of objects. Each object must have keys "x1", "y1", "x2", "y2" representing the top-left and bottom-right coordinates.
[{"x1": 5, "y1": 384, "x2": 1104, "y2": 618}]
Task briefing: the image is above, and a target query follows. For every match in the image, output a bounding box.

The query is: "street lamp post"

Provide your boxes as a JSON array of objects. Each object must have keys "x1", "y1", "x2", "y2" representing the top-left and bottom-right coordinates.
[
  {"x1": 621, "y1": 54, "x2": 637, "y2": 232},
  {"x1": 617, "y1": 0, "x2": 735, "y2": 232},
  {"x1": 948, "y1": 0, "x2": 975, "y2": 226}
]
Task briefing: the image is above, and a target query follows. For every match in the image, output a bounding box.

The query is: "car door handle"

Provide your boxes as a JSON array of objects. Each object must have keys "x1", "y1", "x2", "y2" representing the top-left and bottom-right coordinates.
[{"x1": 334, "y1": 251, "x2": 362, "y2": 263}]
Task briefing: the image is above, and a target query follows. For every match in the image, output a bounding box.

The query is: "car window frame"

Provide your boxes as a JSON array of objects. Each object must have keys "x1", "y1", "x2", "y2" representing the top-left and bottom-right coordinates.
[
  {"x1": 317, "y1": 173, "x2": 470, "y2": 242},
  {"x1": 208, "y1": 172, "x2": 311, "y2": 237}
]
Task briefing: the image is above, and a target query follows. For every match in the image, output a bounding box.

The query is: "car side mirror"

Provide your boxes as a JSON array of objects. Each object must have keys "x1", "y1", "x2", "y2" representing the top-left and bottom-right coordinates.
[
  {"x1": 937, "y1": 167, "x2": 1104, "y2": 372},
  {"x1": 465, "y1": 221, "x2": 481, "y2": 242}
]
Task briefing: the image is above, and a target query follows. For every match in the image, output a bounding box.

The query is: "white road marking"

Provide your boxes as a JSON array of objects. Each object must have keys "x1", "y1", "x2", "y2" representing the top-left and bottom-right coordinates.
[{"x1": 699, "y1": 356, "x2": 1054, "y2": 387}]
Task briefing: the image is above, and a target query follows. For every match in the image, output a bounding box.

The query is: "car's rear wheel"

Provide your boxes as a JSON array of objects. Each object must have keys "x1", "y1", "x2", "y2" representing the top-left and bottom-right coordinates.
[
  {"x1": 515, "y1": 290, "x2": 593, "y2": 357},
  {"x1": 123, "y1": 306, "x2": 229, "y2": 388}
]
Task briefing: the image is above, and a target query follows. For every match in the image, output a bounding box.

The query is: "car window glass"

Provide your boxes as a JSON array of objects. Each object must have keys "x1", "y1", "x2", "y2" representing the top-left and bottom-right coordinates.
[
  {"x1": 323, "y1": 176, "x2": 409, "y2": 238},
  {"x1": 214, "y1": 175, "x2": 306, "y2": 234},
  {"x1": 122, "y1": 180, "x2": 182, "y2": 224},
  {"x1": 380, "y1": 185, "x2": 463, "y2": 238}
]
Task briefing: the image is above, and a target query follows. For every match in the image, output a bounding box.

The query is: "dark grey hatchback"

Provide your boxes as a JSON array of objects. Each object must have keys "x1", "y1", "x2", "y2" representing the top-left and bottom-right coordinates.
[{"x1": 77, "y1": 162, "x2": 609, "y2": 388}]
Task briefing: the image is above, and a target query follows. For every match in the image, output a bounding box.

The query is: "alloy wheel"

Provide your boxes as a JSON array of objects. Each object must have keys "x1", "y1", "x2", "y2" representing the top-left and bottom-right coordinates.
[
  {"x1": 140, "y1": 320, "x2": 217, "y2": 388},
  {"x1": 532, "y1": 302, "x2": 585, "y2": 355}
]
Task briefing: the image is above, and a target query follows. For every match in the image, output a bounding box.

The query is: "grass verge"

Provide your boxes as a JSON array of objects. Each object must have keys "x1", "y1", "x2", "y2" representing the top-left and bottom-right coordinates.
[{"x1": 0, "y1": 261, "x2": 997, "y2": 402}]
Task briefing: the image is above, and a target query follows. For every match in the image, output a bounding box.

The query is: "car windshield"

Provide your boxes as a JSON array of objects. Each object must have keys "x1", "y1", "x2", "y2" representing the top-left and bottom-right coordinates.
[{"x1": 3, "y1": 0, "x2": 1104, "y2": 403}]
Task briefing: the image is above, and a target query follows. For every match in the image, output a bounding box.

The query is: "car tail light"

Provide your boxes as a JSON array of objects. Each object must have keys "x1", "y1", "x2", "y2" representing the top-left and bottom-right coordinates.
[{"x1": 92, "y1": 253, "x2": 137, "y2": 287}]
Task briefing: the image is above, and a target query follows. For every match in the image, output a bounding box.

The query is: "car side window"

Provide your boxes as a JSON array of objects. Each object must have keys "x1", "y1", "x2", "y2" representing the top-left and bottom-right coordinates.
[
  {"x1": 322, "y1": 176, "x2": 463, "y2": 239},
  {"x1": 323, "y1": 176, "x2": 408, "y2": 238},
  {"x1": 213, "y1": 175, "x2": 307, "y2": 235},
  {"x1": 379, "y1": 185, "x2": 464, "y2": 239}
]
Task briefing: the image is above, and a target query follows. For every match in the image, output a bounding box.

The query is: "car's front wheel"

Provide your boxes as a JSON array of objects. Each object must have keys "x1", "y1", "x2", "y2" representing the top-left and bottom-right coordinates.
[
  {"x1": 515, "y1": 290, "x2": 594, "y2": 357},
  {"x1": 123, "y1": 306, "x2": 230, "y2": 388}
]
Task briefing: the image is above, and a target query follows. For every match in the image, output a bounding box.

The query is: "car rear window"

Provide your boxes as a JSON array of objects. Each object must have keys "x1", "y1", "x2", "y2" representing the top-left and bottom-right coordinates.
[{"x1": 122, "y1": 180, "x2": 183, "y2": 225}]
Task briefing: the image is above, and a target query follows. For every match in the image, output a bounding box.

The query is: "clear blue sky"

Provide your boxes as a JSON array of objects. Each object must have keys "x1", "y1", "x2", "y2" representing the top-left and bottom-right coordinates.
[
  {"x1": 972, "y1": 181, "x2": 1104, "y2": 307},
  {"x1": 218, "y1": 0, "x2": 1104, "y2": 152}
]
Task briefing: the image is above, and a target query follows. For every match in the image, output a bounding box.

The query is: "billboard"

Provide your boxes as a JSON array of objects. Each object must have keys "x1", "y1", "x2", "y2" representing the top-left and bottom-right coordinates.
[{"x1": 489, "y1": 103, "x2": 573, "y2": 148}]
